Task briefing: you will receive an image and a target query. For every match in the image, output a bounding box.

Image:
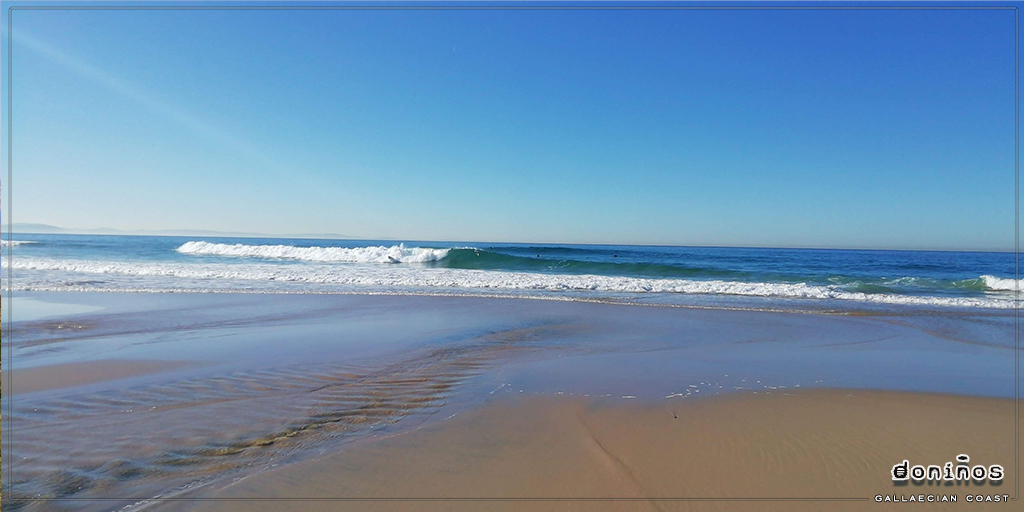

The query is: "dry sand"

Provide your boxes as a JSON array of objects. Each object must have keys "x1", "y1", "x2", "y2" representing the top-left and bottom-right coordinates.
[{"x1": 169, "y1": 389, "x2": 1018, "y2": 512}]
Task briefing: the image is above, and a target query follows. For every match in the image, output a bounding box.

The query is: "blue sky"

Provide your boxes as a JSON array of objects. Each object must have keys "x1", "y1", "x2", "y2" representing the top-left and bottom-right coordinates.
[{"x1": 1, "y1": 5, "x2": 1016, "y2": 250}]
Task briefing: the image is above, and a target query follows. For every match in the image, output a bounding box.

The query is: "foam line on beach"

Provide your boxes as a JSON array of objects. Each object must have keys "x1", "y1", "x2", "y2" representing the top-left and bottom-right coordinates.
[{"x1": 5, "y1": 257, "x2": 1016, "y2": 309}]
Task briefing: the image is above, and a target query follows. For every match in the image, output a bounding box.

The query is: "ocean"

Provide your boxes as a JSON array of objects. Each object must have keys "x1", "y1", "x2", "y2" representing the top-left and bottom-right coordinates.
[{"x1": 0, "y1": 233, "x2": 1016, "y2": 311}]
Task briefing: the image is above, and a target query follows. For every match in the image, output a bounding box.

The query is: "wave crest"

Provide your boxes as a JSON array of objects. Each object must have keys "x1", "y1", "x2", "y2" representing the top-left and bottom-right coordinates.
[
  {"x1": 981, "y1": 275, "x2": 1022, "y2": 291},
  {"x1": 5, "y1": 258, "x2": 1015, "y2": 309},
  {"x1": 176, "y1": 241, "x2": 450, "y2": 263}
]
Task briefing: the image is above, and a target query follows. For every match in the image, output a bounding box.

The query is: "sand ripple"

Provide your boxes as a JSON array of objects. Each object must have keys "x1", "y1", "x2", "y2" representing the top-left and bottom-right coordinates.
[{"x1": 4, "y1": 324, "x2": 575, "y2": 512}]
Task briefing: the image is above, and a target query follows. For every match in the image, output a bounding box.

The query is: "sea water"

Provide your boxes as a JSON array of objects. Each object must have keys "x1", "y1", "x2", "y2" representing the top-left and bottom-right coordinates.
[{"x1": 1, "y1": 233, "x2": 1017, "y2": 311}]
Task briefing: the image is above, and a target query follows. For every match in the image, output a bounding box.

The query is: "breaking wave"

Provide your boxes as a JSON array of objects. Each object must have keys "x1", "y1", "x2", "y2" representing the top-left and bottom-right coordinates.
[
  {"x1": 176, "y1": 241, "x2": 450, "y2": 263},
  {"x1": 1, "y1": 240, "x2": 35, "y2": 247},
  {"x1": 980, "y1": 275, "x2": 1022, "y2": 292},
  {"x1": 5, "y1": 257, "x2": 1015, "y2": 309}
]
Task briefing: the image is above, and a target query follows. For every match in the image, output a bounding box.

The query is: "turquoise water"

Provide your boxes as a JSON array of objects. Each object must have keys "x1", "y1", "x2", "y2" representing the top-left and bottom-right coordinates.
[{"x1": 1, "y1": 233, "x2": 1017, "y2": 310}]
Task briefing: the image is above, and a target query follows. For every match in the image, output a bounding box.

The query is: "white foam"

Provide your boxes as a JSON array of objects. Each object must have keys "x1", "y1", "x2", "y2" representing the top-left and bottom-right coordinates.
[
  {"x1": 176, "y1": 241, "x2": 449, "y2": 263},
  {"x1": 981, "y1": 275, "x2": 1022, "y2": 292},
  {"x1": 1, "y1": 240, "x2": 35, "y2": 247},
  {"x1": 3, "y1": 257, "x2": 1015, "y2": 309}
]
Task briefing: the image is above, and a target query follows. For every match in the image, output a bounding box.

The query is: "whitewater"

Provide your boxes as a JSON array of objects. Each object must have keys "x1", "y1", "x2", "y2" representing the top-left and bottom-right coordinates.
[
  {"x1": 6, "y1": 257, "x2": 1016, "y2": 310},
  {"x1": 2, "y1": 236, "x2": 1017, "y2": 311},
  {"x1": 176, "y1": 241, "x2": 450, "y2": 263}
]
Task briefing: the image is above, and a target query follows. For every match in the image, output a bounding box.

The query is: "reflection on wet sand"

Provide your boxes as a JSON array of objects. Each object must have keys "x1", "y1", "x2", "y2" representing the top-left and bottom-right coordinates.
[
  {"x1": 8, "y1": 360, "x2": 197, "y2": 395},
  {"x1": 2, "y1": 292, "x2": 1015, "y2": 512},
  {"x1": 6, "y1": 323, "x2": 583, "y2": 512}
]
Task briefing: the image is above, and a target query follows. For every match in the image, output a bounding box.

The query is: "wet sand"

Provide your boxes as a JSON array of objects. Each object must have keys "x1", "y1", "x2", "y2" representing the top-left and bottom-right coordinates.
[
  {"x1": 2, "y1": 292, "x2": 1017, "y2": 512},
  {"x1": 8, "y1": 359, "x2": 196, "y2": 395},
  {"x1": 171, "y1": 389, "x2": 1017, "y2": 512}
]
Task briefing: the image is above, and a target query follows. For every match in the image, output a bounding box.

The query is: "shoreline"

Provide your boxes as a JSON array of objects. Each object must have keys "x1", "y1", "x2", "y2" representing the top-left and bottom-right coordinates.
[{"x1": 6, "y1": 289, "x2": 1016, "y2": 324}]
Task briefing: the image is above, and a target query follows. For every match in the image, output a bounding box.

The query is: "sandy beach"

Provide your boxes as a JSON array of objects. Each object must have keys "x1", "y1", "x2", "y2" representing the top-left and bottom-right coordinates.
[
  {"x1": 157, "y1": 389, "x2": 1017, "y2": 512},
  {"x1": 3, "y1": 292, "x2": 1017, "y2": 512},
  {"x1": 8, "y1": 360, "x2": 197, "y2": 395}
]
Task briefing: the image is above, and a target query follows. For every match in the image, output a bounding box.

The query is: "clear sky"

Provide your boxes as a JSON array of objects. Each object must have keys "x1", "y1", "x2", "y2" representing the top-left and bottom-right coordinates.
[{"x1": 1, "y1": 5, "x2": 1016, "y2": 250}]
